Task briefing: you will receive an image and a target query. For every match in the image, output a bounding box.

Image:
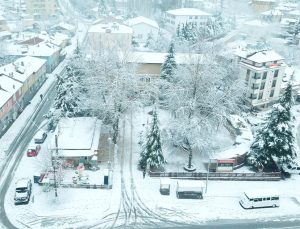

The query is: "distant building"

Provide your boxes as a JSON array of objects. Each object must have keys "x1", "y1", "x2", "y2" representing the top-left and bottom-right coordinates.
[
  {"x1": 164, "y1": 8, "x2": 211, "y2": 32},
  {"x1": 251, "y1": 0, "x2": 277, "y2": 13},
  {"x1": 0, "y1": 15, "x2": 8, "y2": 31},
  {"x1": 25, "y1": 0, "x2": 58, "y2": 19},
  {"x1": 88, "y1": 22, "x2": 133, "y2": 51},
  {"x1": 261, "y1": 9, "x2": 283, "y2": 22},
  {"x1": 52, "y1": 22, "x2": 76, "y2": 37},
  {"x1": 125, "y1": 16, "x2": 159, "y2": 43},
  {"x1": 0, "y1": 56, "x2": 47, "y2": 131},
  {"x1": 236, "y1": 45, "x2": 286, "y2": 109}
]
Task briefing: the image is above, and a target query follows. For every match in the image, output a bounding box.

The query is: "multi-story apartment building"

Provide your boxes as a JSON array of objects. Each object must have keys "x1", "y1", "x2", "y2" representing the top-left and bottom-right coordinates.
[
  {"x1": 25, "y1": 0, "x2": 58, "y2": 18},
  {"x1": 0, "y1": 56, "x2": 47, "y2": 132},
  {"x1": 237, "y1": 47, "x2": 286, "y2": 109},
  {"x1": 164, "y1": 8, "x2": 211, "y2": 33}
]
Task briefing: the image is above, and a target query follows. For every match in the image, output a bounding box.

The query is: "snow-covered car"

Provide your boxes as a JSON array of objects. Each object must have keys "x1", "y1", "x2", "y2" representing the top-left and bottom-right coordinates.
[
  {"x1": 282, "y1": 165, "x2": 300, "y2": 175},
  {"x1": 14, "y1": 178, "x2": 32, "y2": 205},
  {"x1": 34, "y1": 130, "x2": 47, "y2": 144}
]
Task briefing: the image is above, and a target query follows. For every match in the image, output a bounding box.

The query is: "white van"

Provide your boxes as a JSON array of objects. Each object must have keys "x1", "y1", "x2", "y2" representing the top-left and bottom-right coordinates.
[{"x1": 239, "y1": 190, "x2": 280, "y2": 209}]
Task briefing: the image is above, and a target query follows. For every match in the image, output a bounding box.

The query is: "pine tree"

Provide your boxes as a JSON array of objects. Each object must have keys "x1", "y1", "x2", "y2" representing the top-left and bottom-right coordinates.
[
  {"x1": 249, "y1": 83, "x2": 296, "y2": 170},
  {"x1": 160, "y1": 41, "x2": 176, "y2": 82},
  {"x1": 139, "y1": 109, "x2": 165, "y2": 169},
  {"x1": 144, "y1": 32, "x2": 154, "y2": 48}
]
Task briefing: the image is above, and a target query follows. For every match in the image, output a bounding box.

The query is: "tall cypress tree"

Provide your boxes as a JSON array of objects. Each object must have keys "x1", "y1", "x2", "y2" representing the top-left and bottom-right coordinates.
[
  {"x1": 249, "y1": 83, "x2": 296, "y2": 170},
  {"x1": 139, "y1": 109, "x2": 165, "y2": 169},
  {"x1": 160, "y1": 41, "x2": 176, "y2": 82}
]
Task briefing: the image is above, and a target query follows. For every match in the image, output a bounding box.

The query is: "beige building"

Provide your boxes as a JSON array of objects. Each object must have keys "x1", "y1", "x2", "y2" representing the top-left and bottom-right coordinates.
[
  {"x1": 236, "y1": 47, "x2": 286, "y2": 109},
  {"x1": 251, "y1": 0, "x2": 277, "y2": 13},
  {"x1": 88, "y1": 22, "x2": 133, "y2": 51},
  {"x1": 25, "y1": 0, "x2": 58, "y2": 18}
]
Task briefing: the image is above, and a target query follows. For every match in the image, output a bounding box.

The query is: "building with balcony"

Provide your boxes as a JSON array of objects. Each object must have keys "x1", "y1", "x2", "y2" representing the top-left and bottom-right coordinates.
[
  {"x1": 236, "y1": 46, "x2": 286, "y2": 109},
  {"x1": 164, "y1": 8, "x2": 211, "y2": 33}
]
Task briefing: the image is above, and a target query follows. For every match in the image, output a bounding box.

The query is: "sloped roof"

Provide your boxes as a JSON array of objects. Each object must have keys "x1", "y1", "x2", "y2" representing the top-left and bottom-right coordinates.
[
  {"x1": 166, "y1": 8, "x2": 211, "y2": 16},
  {"x1": 125, "y1": 16, "x2": 159, "y2": 29}
]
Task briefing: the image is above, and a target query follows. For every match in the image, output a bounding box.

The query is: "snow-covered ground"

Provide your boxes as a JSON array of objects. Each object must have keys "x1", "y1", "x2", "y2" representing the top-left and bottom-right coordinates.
[{"x1": 4, "y1": 105, "x2": 300, "y2": 228}]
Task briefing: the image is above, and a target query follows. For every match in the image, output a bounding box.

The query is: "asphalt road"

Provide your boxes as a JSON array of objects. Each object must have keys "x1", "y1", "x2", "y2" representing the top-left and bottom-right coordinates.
[{"x1": 0, "y1": 79, "x2": 57, "y2": 229}]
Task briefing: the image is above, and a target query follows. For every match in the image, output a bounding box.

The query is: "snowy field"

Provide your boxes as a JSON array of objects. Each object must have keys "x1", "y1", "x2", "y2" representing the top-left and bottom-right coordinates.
[{"x1": 4, "y1": 106, "x2": 300, "y2": 228}]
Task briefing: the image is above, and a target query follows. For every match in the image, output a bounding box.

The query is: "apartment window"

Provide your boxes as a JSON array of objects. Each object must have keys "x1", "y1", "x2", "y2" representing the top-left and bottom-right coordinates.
[
  {"x1": 263, "y1": 72, "x2": 267, "y2": 80},
  {"x1": 260, "y1": 82, "x2": 265, "y2": 90},
  {"x1": 272, "y1": 80, "x2": 276, "y2": 88},
  {"x1": 259, "y1": 92, "x2": 263, "y2": 100},
  {"x1": 189, "y1": 16, "x2": 192, "y2": 19},
  {"x1": 270, "y1": 89, "x2": 275, "y2": 97},
  {"x1": 274, "y1": 69, "x2": 279, "y2": 78},
  {"x1": 246, "y1": 69, "x2": 250, "y2": 81},
  {"x1": 254, "y1": 73, "x2": 261, "y2": 79}
]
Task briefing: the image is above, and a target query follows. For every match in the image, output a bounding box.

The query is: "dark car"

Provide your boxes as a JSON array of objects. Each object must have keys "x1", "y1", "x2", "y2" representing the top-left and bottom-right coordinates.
[{"x1": 34, "y1": 130, "x2": 47, "y2": 144}]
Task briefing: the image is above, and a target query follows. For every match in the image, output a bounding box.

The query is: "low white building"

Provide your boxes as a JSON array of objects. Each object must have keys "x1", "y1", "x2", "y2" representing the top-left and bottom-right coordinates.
[
  {"x1": 125, "y1": 16, "x2": 159, "y2": 44},
  {"x1": 236, "y1": 45, "x2": 286, "y2": 109},
  {"x1": 88, "y1": 22, "x2": 133, "y2": 51},
  {"x1": 164, "y1": 8, "x2": 211, "y2": 33},
  {"x1": 51, "y1": 117, "x2": 102, "y2": 166}
]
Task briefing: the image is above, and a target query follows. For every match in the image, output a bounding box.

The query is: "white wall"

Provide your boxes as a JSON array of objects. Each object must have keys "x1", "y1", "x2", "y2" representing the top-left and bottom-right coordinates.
[{"x1": 131, "y1": 23, "x2": 159, "y2": 43}]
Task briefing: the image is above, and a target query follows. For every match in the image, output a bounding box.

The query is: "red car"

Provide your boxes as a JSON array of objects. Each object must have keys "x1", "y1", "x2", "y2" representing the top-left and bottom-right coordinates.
[{"x1": 27, "y1": 144, "x2": 41, "y2": 157}]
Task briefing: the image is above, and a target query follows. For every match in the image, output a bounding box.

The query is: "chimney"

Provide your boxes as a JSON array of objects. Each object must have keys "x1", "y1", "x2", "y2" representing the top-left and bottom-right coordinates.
[{"x1": 13, "y1": 84, "x2": 15, "y2": 89}]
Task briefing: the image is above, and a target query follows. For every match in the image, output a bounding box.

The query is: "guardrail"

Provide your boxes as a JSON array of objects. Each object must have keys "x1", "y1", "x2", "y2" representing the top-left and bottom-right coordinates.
[{"x1": 149, "y1": 171, "x2": 281, "y2": 181}]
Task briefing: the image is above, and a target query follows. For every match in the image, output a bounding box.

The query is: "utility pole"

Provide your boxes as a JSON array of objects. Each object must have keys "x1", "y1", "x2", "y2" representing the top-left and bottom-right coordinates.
[{"x1": 53, "y1": 135, "x2": 58, "y2": 197}]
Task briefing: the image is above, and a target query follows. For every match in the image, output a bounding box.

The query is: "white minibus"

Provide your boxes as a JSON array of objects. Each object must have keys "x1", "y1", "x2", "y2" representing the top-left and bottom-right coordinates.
[{"x1": 239, "y1": 190, "x2": 280, "y2": 209}]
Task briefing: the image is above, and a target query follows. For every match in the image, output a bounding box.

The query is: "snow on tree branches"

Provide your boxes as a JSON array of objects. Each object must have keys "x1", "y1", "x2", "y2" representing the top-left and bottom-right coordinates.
[
  {"x1": 139, "y1": 109, "x2": 165, "y2": 169},
  {"x1": 160, "y1": 41, "x2": 177, "y2": 82},
  {"x1": 249, "y1": 83, "x2": 296, "y2": 170}
]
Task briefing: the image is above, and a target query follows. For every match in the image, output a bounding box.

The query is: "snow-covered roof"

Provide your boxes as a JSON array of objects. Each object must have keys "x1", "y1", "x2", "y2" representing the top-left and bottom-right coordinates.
[
  {"x1": 160, "y1": 178, "x2": 171, "y2": 185},
  {"x1": 7, "y1": 41, "x2": 61, "y2": 57},
  {"x1": 288, "y1": 10, "x2": 300, "y2": 16},
  {"x1": 16, "y1": 178, "x2": 30, "y2": 188},
  {"x1": 51, "y1": 118, "x2": 102, "y2": 158},
  {"x1": 0, "y1": 75, "x2": 22, "y2": 108},
  {"x1": 0, "y1": 31, "x2": 11, "y2": 38},
  {"x1": 176, "y1": 180, "x2": 206, "y2": 188},
  {"x1": 243, "y1": 20, "x2": 268, "y2": 27},
  {"x1": 166, "y1": 8, "x2": 211, "y2": 16},
  {"x1": 0, "y1": 56, "x2": 46, "y2": 83},
  {"x1": 55, "y1": 22, "x2": 75, "y2": 32},
  {"x1": 125, "y1": 16, "x2": 159, "y2": 29},
  {"x1": 261, "y1": 9, "x2": 283, "y2": 16},
  {"x1": 127, "y1": 52, "x2": 203, "y2": 65},
  {"x1": 236, "y1": 50, "x2": 284, "y2": 63},
  {"x1": 252, "y1": 0, "x2": 276, "y2": 2},
  {"x1": 88, "y1": 22, "x2": 133, "y2": 34},
  {"x1": 244, "y1": 189, "x2": 279, "y2": 199}
]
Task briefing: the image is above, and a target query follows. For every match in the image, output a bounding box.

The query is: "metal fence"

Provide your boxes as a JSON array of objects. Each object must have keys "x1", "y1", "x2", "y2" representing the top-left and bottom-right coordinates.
[
  {"x1": 59, "y1": 183, "x2": 112, "y2": 189},
  {"x1": 149, "y1": 171, "x2": 281, "y2": 181}
]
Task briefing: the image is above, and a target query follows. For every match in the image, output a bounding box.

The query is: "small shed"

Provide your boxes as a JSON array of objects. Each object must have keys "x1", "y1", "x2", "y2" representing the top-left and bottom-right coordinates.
[{"x1": 160, "y1": 178, "x2": 171, "y2": 195}]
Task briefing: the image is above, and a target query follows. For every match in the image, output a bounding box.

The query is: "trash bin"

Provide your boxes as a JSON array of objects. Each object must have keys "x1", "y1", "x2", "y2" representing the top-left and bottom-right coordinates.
[{"x1": 104, "y1": 169, "x2": 109, "y2": 185}]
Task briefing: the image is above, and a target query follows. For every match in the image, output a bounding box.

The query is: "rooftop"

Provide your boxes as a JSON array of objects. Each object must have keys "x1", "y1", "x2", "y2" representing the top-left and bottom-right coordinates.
[
  {"x1": 0, "y1": 74, "x2": 22, "y2": 108},
  {"x1": 89, "y1": 22, "x2": 133, "y2": 34},
  {"x1": 127, "y1": 52, "x2": 203, "y2": 65},
  {"x1": 236, "y1": 48, "x2": 284, "y2": 63},
  {"x1": 166, "y1": 8, "x2": 211, "y2": 16},
  {"x1": 125, "y1": 16, "x2": 159, "y2": 29}
]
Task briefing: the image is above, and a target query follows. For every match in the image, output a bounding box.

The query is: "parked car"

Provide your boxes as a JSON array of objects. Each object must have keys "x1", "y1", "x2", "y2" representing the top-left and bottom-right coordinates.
[
  {"x1": 27, "y1": 144, "x2": 41, "y2": 157},
  {"x1": 14, "y1": 178, "x2": 32, "y2": 205},
  {"x1": 282, "y1": 164, "x2": 300, "y2": 175},
  {"x1": 34, "y1": 130, "x2": 47, "y2": 144}
]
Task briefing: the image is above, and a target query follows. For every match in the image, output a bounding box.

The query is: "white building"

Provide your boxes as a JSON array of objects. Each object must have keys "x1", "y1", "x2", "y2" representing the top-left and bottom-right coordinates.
[
  {"x1": 164, "y1": 8, "x2": 211, "y2": 33},
  {"x1": 88, "y1": 22, "x2": 133, "y2": 51},
  {"x1": 236, "y1": 46, "x2": 286, "y2": 109},
  {"x1": 125, "y1": 16, "x2": 159, "y2": 44}
]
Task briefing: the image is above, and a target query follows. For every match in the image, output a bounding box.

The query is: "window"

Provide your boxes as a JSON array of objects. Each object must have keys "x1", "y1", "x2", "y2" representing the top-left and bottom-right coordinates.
[
  {"x1": 254, "y1": 73, "x2": 261, "y2": 79},
  {"x1": 270, "y1": 90, "x2": 274, "y2": 97},
  {"x1": 271, "y1": 197, "x2": 279, "y2": 200},
  {"x1": 272, "y1": 80, "x2": 276, "y2": 88},
  {"x1": 260, "y1": 82, "x2": 265, "y2": 90},
  {"x1": 246, "y1": 69, "x2": 250, "y2": 81},
  {"x1": 267, "y1": 197, "x2": 270, "y2": 200},
  {"x1": 259, "y1": 92, "x2": 263, "y2": 100},
  {"x1": 263, "y1": 72, "x2": 267, "y2": 80},
  {"x1": 274, "y1": 70, "x2": 279, "y2": 78}
]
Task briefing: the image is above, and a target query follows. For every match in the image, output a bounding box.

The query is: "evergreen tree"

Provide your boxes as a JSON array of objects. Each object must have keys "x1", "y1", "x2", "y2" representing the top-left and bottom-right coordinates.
[
  {"x1": 249, "y1": 83, "x2": 296, "y2": 170},
  {"x1": 144, "y1": 32, "x2": 154, "y2": 48},
  {"x1": 139, "y1": 109, "x2": 165, "y2": 169},
  {"x1": 98, "y1": 0, "x2": 108, "y2": 15},
  {"x1": 160, "y1": 41, "x2": 176, "y2": 82}
]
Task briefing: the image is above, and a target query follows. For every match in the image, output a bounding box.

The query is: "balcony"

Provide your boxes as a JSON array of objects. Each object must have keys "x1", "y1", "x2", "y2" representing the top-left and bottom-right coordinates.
[{"x1": 251, "y1": 84, "x2": 260, "y2": 90}]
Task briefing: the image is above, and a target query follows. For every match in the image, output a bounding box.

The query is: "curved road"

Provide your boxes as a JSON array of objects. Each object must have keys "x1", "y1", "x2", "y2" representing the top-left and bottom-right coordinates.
[{"x1": 0, "y1": 78, "x2": 57, "y2": 229}]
